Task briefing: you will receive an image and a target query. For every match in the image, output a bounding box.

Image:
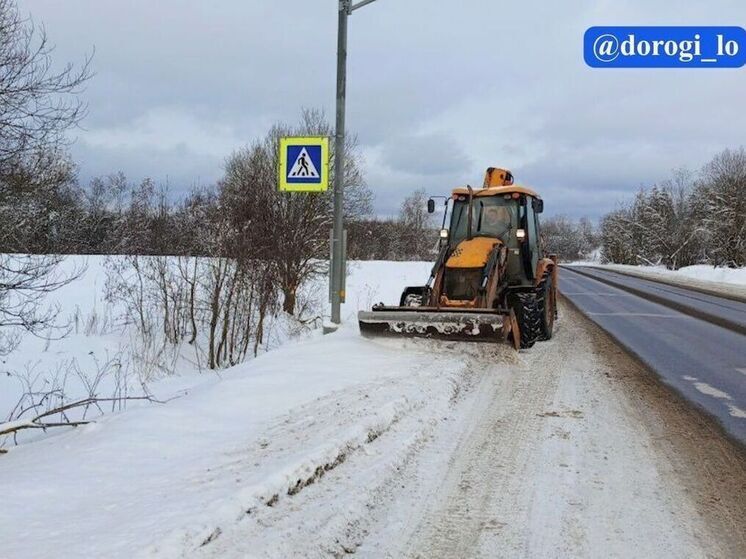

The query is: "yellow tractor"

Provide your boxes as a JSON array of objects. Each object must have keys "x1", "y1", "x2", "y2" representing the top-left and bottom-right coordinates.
[{"x1": 358, "y1": 167, "x2": 557, "y2": 349}]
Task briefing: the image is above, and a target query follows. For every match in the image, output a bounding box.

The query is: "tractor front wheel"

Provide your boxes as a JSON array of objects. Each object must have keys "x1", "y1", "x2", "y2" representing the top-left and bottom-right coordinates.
[
  {"x1": 537, "y1": 272, "x2": 555, "y2": 341},
  {"x1": 509, "y1": 291, "x2": 542, "y2": 349}
]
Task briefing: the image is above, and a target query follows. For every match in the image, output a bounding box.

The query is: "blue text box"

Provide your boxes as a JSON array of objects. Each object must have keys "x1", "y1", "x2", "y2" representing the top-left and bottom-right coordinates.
[{"x1": 584, "y1": 26, "x2": 746, "y2": 68}]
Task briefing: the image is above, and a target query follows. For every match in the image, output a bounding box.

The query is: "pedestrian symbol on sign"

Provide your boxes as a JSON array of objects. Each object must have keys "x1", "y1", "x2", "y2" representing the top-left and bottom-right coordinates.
[
  {"x1": 278, "y1": 136, "x2": 329, "y2": 192},
  {"x1": 288, "y1": 147, "x2": 319, "y2": 179}
]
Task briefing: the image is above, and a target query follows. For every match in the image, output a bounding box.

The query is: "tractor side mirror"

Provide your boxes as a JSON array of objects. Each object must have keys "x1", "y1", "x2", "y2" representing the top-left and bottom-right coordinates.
[
  {"x1": 427, "y1": 199, "x2": 436, "y2": 213},
  {"x1": 533, "y1": 198, "x2": 544, "y2": 213}
]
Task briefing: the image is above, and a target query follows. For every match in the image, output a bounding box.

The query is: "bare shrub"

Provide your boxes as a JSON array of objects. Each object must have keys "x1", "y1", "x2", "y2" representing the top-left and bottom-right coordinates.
[
  {"x1": 105, "y1": 254, "x2": 281, "y2": 372},
  {"x1": 0, "y1": 254, "x2": 84, "y2": 355},
  {"x1": 1, "y1": 353, "x2": 162, "y2": 449}
]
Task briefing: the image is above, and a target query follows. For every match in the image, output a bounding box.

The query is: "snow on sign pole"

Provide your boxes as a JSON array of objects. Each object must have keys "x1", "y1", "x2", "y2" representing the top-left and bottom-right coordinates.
[{"x1": 278, "y1": 136, "x2": 329, "y2": 192}]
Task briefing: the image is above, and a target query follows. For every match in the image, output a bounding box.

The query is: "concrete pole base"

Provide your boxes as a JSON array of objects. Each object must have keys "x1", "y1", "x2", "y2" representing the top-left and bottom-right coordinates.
[{"x1": 322, "y1": 322, "x2": 340, "y2": 335}]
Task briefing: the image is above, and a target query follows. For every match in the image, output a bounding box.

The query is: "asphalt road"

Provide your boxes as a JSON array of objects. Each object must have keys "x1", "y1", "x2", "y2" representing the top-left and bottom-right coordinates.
[{"x1": 560, "y1": 266, "x2": 746, "y2": 445}]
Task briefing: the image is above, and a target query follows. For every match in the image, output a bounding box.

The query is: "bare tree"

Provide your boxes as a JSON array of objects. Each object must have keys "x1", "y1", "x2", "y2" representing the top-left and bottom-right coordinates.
[
  {"x1": 79, "y1": 172, "x2": 128, "y2": 253},
  {"x1": 398, "y1": 189, "x2": 436, "y2": 260},
  {"x1": 0, "y1": 254, "x2": 84, "y2": 355},
  {"x1": 542, "y1": 215, "x2": 596, "y2": 262},
  {"x1": 219, "y1": 109, "x2": 372, "y2": 314},
  {"x1": 0, "y1": 0, "x2": 92, "y2": 173},
  {"x1": 347, "y1": 218, "x2": 404, "y2": 260},
  {"x1": 0, "y1": 0, "x2": 92, "y2": 355}
]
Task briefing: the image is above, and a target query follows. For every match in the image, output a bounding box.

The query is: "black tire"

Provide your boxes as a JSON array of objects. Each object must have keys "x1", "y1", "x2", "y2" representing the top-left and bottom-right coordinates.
[
  {"x1": 509, "y1": 291, "x2": 542, "y2": 349},
  {"x1": 536, "y1": 272, "x2": 555, "y2": 341},
  {"x1": 399, "y1": 286, "x2": 430, "y2": 307}
]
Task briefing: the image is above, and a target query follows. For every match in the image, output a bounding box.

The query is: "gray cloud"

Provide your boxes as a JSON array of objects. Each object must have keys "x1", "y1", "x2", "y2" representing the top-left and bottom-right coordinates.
[
  {"x1": 17, "y1": 0, "x2": 746, "y2": 220},
  {"x1": 380, "y1": 133, "x2": 472, "y2": 176},
  {"x1": 72, "y1": 139, "x2": 221, "y2": 196}
]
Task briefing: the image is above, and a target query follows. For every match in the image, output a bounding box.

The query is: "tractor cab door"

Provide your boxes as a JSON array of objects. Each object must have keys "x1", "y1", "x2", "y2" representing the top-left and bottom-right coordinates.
[
  {"x1": 514, "y1": 195, "x2": 541, "y2": 283},
  {"x1": 525, "y1": 196, "x2": 541, "y2": 275}
]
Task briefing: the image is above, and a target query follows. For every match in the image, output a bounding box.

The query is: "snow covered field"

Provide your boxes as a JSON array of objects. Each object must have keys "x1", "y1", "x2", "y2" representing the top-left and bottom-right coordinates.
[
  {"x1": 2, "y1": 257, "x2": 745, "y2": 558},
  {"x1": 0, "y1": 257, "x2": 432, "y2": 439}
]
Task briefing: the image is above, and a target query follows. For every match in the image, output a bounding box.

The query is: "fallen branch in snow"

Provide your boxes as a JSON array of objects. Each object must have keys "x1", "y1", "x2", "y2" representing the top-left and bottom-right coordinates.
[
  {"x1": 0, "y1": 395, "x2": 161, "y2": 437},
  {"x1": 1, "y1": 353, "x2": 183, "y2": 450}
]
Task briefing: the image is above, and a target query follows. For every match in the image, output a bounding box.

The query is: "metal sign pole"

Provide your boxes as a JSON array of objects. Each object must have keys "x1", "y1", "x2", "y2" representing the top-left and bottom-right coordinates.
[
  {"x1": 330, "y1": 0, "x2": 379, "y2": 327},
  {"x1": 330, "y1": 0, "x2": 349, "y2": 324}
]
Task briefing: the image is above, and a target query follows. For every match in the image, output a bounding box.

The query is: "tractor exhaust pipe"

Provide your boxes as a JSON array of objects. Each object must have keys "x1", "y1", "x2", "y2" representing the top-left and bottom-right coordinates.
[{"x1": 466, "y1": 184, "x2": 474, "y2": 240}]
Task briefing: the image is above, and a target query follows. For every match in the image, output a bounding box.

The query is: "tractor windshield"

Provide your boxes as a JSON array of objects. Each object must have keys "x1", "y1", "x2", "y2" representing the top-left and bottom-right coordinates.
[{"x1": 450, "y1": 196, "x2": 518, "y2": 245}]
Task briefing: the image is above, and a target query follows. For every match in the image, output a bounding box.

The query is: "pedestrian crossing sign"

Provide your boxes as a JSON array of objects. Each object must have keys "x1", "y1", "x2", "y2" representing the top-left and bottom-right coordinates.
[{"x1": 278, "y1": 136, "x2": 329, "y2": 192}]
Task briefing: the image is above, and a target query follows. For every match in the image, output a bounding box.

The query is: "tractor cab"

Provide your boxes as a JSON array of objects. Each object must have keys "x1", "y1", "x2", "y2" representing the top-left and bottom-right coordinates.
[{"x1": 431, "y1": 168, "x2": 546, "y2": 288}]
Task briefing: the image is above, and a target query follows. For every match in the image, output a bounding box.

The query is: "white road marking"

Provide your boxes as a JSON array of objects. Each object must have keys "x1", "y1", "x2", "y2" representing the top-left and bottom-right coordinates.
[
  {"x1": 727, "y1": 404, "x2": 746, "y2": 419},
  {"x1": 692, "y1": 381, "x2": 732, "y2": 401},
  {"x1": 561, "y1": 292, "x2": 632, "y2": 296},
  {"x1": 682, "y1": 377, "x2": 742, "y2": 417},
  {"x1": 586, "y1": 312, "x2": 683, "y2": 318},
  {"x1": 736, "y1": 367, "x2": 746, "y2": 377}
]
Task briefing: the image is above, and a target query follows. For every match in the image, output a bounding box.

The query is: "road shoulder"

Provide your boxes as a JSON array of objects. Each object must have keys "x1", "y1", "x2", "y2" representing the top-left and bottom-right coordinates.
[{"x1": 565, "y1": 302, "x2": 746, "y2": 558}]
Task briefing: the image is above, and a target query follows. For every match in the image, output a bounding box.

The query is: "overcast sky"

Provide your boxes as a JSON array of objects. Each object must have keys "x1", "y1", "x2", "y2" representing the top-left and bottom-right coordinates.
[{"x1": 17, "y1": 0, "x2": 746, "y2": 218}]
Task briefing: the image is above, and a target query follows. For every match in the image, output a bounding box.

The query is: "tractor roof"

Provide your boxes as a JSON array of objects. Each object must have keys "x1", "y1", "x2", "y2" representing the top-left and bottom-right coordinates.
[{"x1": 451, "y1": 185, "x2": 540, "y2": 199}]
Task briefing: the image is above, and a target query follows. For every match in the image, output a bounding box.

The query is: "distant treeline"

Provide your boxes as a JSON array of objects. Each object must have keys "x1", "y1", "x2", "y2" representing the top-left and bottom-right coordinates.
[
  {"x1": 0, "y1": 108, "x2": 439, "y2": 324},
  {"x1": 520, "y1": 148, "x2": 745, "y2": 269},
  {"x1": 600, "y1": 148, "x2": 745, "y2": 269},
  {"x1": 5, "y1": 148, "x2": 742, "y2": 271},
  {"x1": 0, "y1": 170, "x2": 440, "y2": 263}
]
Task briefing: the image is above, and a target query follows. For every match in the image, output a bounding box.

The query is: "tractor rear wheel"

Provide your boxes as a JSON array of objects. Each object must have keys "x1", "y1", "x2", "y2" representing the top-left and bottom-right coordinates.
[
  {"x1": 537, "y1": 272, "x2": 555, "y2": 341},
  {"x1": 509, "y1": 291, "x2": 542, "y2": 349}
]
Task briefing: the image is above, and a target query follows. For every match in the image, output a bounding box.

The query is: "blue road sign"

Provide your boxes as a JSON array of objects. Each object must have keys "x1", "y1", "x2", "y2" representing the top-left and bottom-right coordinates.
[{"x1": 278, "y1": 136, "x2": 329, "y2": 192}]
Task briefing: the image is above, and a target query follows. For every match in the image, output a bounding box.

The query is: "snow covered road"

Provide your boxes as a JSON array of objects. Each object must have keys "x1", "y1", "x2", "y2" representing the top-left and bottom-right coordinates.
[
  {"x1": 385, "y1": 304, "x2": 745, "y2": 558},
  {"x1": 3, "y1": 298, "x2": 745, "y2": 557},
  {"x1": 197, "y1": 303, "x2": 746, "y2": 558}
]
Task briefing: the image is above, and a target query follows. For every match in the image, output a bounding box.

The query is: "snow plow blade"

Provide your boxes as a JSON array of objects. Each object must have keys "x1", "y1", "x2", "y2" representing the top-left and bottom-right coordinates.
[{"x1": 358, "y1": 306, "x2": 520, "y2": 349}]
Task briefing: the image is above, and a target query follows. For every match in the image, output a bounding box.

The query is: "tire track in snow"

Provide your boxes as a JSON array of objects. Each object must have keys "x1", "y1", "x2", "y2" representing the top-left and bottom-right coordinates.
[
  {"x1": 190, "y1": 344, "x2": 486, "y2": 558},
  {"x1": 401, "y1": 323, "x2": 560, "y2": 557}
]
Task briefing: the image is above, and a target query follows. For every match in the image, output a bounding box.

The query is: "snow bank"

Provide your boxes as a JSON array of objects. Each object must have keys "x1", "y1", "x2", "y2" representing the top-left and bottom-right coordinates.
[
  {"x1": 672, "y1": 264, "x2": 746, "y2": 285},
  {"x1": 564, "y1": 262, "x2": 746, "y2": 302},
  {"x1": 1, "y1": 331, "x2": 466, "y2": 559},
  {"x1": 567, "y1": 262, "x2": 746, "y2": 287},
  {"x1": 1, "y1": 256, "x2": 452, "y2": 558}
]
